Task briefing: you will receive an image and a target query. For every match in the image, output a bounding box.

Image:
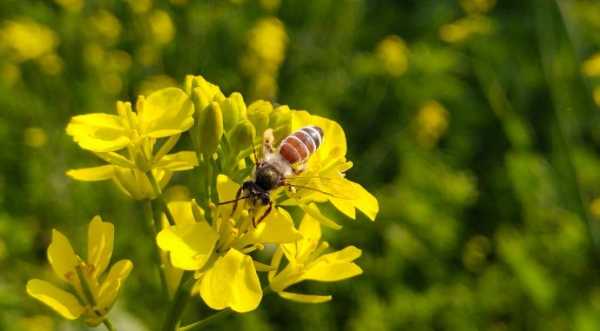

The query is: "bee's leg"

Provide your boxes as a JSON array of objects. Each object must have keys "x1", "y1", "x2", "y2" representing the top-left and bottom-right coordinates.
[
  {"x1": 254, "y1": 201, "x2": 273, "y2": 227},
  {"x1": 293, "y1": 161, "x2": 307, "y2": 175},
  {"x1": 231, "y1": 186, "x2": 244, "y2": 216}
]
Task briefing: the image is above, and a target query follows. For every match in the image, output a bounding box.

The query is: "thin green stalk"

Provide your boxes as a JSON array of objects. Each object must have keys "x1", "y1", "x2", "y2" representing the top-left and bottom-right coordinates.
[
  {"x1": 143, "y1": 200, "x2": 169, "y2": 299},
  {"x1": 161, "y1": 272, "x2": 194, "y2": 331},
  {"x1": 75, "y1": 266, "x2": 97, "y2": 306},
  {"x1": 75, "y1": 266, "x2": 117, "y2": 331},
  {"x1": 103, "y1": 319, "x2": 116, "y2": 331},
  {"x1": 533, "y1": 0, "x2": 600, "y2": 256},
  {"x1": 177, "y1": 287, "x2": 272, "y2": 331},
  {"x1": 147, "y1": 171, "x2": 176, "y2": 225},
  {"x1": 178, "y1": 310, "x2": 232, "y2": 331}
]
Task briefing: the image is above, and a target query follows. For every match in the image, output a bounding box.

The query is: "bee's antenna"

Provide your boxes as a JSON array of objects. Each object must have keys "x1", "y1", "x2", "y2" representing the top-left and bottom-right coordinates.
[{"x1": 284, "y1": 183, "x2": 353, "y2": 200}]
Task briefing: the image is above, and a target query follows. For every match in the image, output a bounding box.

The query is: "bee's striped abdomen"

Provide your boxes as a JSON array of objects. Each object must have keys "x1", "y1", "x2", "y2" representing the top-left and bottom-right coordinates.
[{"x1": 279, "y1": 126, "x2": 324, "y2": 164}]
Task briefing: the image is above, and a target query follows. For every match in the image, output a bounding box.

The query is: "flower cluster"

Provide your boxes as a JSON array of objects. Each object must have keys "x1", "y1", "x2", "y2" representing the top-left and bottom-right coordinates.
[
  {"x1": 26, "y1": 216, "x2": 132, "y2": 327},
  {"x1": 28, "y1": 73, "x2": 378, "y2": 329}
]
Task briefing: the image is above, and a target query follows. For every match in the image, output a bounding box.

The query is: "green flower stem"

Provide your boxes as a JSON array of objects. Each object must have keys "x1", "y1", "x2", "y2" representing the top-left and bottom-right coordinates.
[
  {"x1": 177, "y1": 287, "x2": 272, "y2": 331},
  {"x1": 103, "y1": 319, "x2": 116, "y2": 331},
  {"x1": 75, "y1": 266, "x2": 117, "y2": 331},
  {"x1": 161, "y1": 272, "x2": 194, "y2": 331},
  {"x1": 177, "y1": 310, "x2": 232, "y2": 331},
  {"x1": 143, "y1": 200, "x2": 169, "y2": 299},
  {"x1": 75, "y1": 265, "x2": 97, "y2": 306},
  {"x1": 147, "y1": 171, "x2": 176, "y2": 225}
]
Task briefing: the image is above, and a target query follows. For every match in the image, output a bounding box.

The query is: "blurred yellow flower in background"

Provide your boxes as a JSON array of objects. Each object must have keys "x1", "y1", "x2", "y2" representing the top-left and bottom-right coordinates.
[
  {"x1": 415, "y1": 100, "x2": 449, "y2": 147},
  {"x1": 460, "y1": 0, "x2": 496, "y2": 15},
  {"x1": 26, "y1": 216, "x2": 133, "y2": 326},
  {"x1": 0, "y1": 19, "x2": 58, "y2": 62},
  {"x1": 54, "y1": 0, "x2": 83, "y2": 12},
  {"x1": 582, "y1": 53, "x2": 600, "y2": 77},
  {"x1": 440, "y1": 15, "x2": 494, "y2": 43},
  {"x1": 149, "y1": 10, "x2": 175, "y2": 46},
  {"x1": 242, "y1": 17, "x2": 288, "y2": 99},
  {"x1": 376, "y1": 35, "x2": 409, "y2": 77},
  {"x1": 23, "y1": 127, "x2": 48, "y2": 148}
]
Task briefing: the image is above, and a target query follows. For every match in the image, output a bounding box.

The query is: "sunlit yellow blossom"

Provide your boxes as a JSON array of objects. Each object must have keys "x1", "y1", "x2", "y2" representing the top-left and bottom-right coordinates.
[
  {"x1": 65, "y1": 87, "x2": 197, "y2": 199},
  {"x1": 0, "y1": 19, "x2": 58, "y2": 62},
  {"x1": 157, "y1": 174, "x2": 301, "y2": 312},
  {"x1": 439, "y1": 15, "x2": 493, "y2": 43},
  {"x1": 26, "y1": 216, "x2": 132, "y2": 326},
  {"x1": 375, "y1": 35, "x2": 409, "y2": 77},
  {"x1": 281, "y1": 111, "x2": 379, "y2": 225},
  {"x1": 268, "y1": 212, "x2": 363, "y2": 303}
]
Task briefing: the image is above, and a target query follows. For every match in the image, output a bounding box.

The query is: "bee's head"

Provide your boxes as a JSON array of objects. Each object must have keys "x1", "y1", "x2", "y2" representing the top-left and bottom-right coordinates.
[{"x1": 254, "y1": 163, "x2": 281, "y2": 191}]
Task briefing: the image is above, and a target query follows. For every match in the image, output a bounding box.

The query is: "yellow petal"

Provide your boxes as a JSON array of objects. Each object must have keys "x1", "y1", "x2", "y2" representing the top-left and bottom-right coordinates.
[
  {"x1": 278, "y1": 291, "x2": 332, "y2": 303},
  {"x1": 302, "y1": 246, "x2": 363, "y2": 282},
  {"x1": 87, "y1": 216, "x2": 114, "y2": 277},
  {"x1": 154, "y1": 151, "x2": 198, "y2": 171},
  {"x1": 251, "y1": 207, "x2": 302, "y2": 244},
  {"x1": 139, "y1": 87, "x2": 194, "y2": 138},
  {"x1": 166, "y1": 201, "x2": 197, "y2": 225},
  {"x1": 66, "y1": 113, "x2": 130, "y2": 152},
  {"x1": 298, "y1": 210, "x2": 322, "y2": 241},
  {"x1": 47, "y1": 230, "x2": 78, "y2": 281},
  {"x1": 66, "y1": 165, "x2": 115, "y2": 182},
  {"x1": 96, "y1": 259, "x2": 133, "y2": 309},
  {"x1": 216, "y1": 174, "x2": 241, "y2": 217},
  {"x1": 302, "y1": 203, "x2": 342, "y2": 230},
  {"x1": 253, "y1": 260, "x2": 276, "y2": 272},
  {"x1": 26, "y1": 279, "x2": 84, "y2": 320},
  {"x1": 156, "y1": 223, "x2": 218, "y2": 270},
  {"x1": 199, "y1": 249, "x2": 262, "y2": 313}
]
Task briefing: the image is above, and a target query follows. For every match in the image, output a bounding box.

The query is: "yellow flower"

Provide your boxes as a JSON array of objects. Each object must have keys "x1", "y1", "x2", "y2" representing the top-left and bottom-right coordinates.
[
  {"x1": 156, "y1": 174, "x2": 301, "y2": 312},
  {"x1": 268, "y1": 212, "x2": 363, "y2": 303},
  {"x1": 26, "y1": 216, "x2": 133, "y2": 326},
  {"x1": 0, "y1": 19, "x2": 58, "y2": 62},
  {"x1": 282, "y1": 110, "x2": 379, "y2": 226},
  {"x1": 375, "y1": 35, "x2": 409, "y2": 77},
  {"x1": 439, "y1": 15, "x2": 494, "y2": 44},
  {"x1": 66, "y1": 87, "x2": 197, "y2": 199}
]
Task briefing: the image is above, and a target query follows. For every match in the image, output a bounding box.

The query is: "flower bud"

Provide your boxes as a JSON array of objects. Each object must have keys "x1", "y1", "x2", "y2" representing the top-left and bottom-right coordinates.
[
  {"x1": 269, "y1": 104, "x2": 292, "y2": 142},
  {"x1": 191, "y1": 100, "x2": 223, "y2": 158},
  {"x1": 228, "y1": 120, "x2": 256, "y2": 157},
  {"x1": 220, "y1": 92, "x2": 247, "y2": 131},
  {"x1": 247, "y1": 100, "x2": 273, "y2": 135},
  {"x1": 187, "y1": 75, "x2": 225, "y2": 111}
]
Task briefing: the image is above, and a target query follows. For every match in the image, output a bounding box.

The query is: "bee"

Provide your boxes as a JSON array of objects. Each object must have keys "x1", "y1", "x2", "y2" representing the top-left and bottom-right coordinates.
[{"x1": 224, "y1": 126, "x2": 325, "y2": 226}]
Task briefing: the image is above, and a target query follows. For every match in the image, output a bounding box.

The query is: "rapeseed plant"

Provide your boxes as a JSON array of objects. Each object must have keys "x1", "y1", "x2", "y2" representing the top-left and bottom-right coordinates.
[{"x1": 28, "y1": 74, "x2": 378, "y2": 330}]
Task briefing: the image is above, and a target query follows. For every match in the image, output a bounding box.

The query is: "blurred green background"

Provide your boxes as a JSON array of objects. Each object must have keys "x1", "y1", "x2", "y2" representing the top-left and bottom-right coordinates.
[{"x1": 3, "y1": 0, "x2": 600, "y2": 330}]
